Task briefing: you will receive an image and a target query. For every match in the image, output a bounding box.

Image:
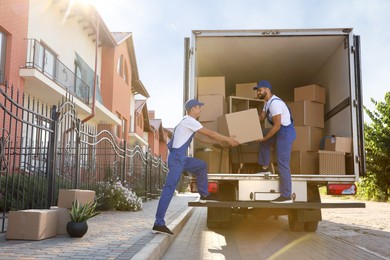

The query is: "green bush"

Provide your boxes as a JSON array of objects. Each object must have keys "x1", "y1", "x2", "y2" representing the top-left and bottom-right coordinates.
[{"x1": 0, "y1": 173, "x2": 49, "y2": 211}]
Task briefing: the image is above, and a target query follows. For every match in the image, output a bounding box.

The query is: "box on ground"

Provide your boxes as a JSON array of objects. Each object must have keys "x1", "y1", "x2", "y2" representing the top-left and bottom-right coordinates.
[
  {"x1": 290, "y1": 151, "x2": 319, "y2": 174},
  {"x1": 235, "y1": 82, "x2": 257, "y2": 99},
  {"x1": 6, "y1": 209, "x2": 58, "y2": 240},
  {"x1": 195, "y1": 149, "x2": 230, "y2": 173},
  {"x1": 218, "y1": 108, "x2": 263, "y2": 144},
  {"x1": 324, "y1": 136, "x2": 352, "y2": 153},
  {"x1": 57, "y1": 189, "x2": 95, "y2": 209},
  {"x1": 319, "y1": 150, "x2": 346, "y2": 174},
  {"x1": 292, "y1": 126, "x2": 323, "y2": 151},
  {"x1": 198, "y1": 95, "x2": 227, "y2": 122},
  {"x1": 50, "y1": 206, "x2": 71, "y2": 235},
  {"x1": 289, "y1": 100, "x2": 324, "y2": 128},
  {"x1": 197, "y1": 76, "x2": 225, "y2": 97},
  {"x1": 294, "y1": 84, "x2": 326, "y2": 104}
]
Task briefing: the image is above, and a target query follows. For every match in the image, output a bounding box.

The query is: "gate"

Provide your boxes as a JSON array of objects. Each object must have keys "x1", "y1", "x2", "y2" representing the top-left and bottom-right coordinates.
[
  {"x1": 0, "y1": 83, "x2": 55, "y2": 232},
  {"x1": 0, "y1": 83, "x2": 168, "y2": 232}
]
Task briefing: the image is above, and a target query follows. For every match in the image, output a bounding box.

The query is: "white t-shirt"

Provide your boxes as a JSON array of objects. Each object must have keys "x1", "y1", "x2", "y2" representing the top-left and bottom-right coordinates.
[
  {"x1": 172, "y1": 116, "x2": 203, "y2": 148},
  {"x1": 262, "y1": 95, "x2": 292, "y2": 126}
]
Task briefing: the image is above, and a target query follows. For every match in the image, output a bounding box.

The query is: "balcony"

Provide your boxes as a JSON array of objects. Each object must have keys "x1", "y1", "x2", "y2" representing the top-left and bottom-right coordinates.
[{"x1": 20, "y1": 39, "x2": 120, "y2": 125}]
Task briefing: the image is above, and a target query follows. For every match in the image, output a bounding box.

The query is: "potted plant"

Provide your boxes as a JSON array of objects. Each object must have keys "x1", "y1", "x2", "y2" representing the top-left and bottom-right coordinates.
[{"x1": 66, "y1": 199, "x2": 100, "y2": 238}]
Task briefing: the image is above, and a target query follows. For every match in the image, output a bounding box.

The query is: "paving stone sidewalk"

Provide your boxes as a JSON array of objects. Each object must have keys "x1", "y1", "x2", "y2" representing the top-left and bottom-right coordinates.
[{"x1": 0, "y1": 193, "x2": 198, "y2": 259}]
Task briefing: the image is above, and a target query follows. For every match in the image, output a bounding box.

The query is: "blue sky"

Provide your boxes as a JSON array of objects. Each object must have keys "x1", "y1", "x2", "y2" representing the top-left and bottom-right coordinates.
[{"x1": 93, "y1": 0, "x2": 390, "y2": 128}]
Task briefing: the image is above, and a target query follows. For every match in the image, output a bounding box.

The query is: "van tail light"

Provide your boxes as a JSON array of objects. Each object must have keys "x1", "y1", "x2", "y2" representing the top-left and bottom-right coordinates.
[
  {"x1": 208, "y1": 182, "x2": 219, "y2": 193},
  {"x1": 327, "y1": 184, "x2": 356, "y2": 195},
  {"x1": 190, "y1": 181, "x2": 219, "y2": 193}
]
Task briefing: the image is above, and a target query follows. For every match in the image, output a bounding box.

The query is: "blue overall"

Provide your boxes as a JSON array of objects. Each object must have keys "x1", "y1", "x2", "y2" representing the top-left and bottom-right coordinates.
[
  {"x1": 258, "y1": 98, "x2": 296, "y2": 198},
  {"x1": 154, "y1": 131, "x2": 209, "y2": 226}
]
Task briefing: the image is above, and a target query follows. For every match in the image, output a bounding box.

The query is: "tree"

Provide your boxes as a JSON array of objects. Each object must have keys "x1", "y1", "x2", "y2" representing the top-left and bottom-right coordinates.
[{"x1": 362, "y1": 92, "x2": 390, "y2": 201}]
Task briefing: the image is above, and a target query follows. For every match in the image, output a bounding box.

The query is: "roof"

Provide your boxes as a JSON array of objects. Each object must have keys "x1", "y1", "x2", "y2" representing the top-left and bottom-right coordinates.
[
  {"x1": 55, "y1": 0, "x2": 117, "y2": 47},
  {"x1": 149, "y1": 119, "x2": 166, "y2": 142},
  {"x1": 135, "y1": 99, "x2": 151, "y2": 130}
]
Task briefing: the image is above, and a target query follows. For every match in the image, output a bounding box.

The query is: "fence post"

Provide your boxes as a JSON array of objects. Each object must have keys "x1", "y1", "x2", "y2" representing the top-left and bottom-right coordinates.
[
  {"x1": 47, "y1": 105, "x2": 58, "y2": 207},
  {"x1": 74, "y1": 119, "x2": 81, "y2": 189},
  {"x1": 144, "y1": 148, "x2": 149, "y2": 200},
  {"x1": 158, "y1": 155, "x2": 162, "y2": 190},
  {"x1": 122, "y1": 140, "x2": 127, "y2": 182}
]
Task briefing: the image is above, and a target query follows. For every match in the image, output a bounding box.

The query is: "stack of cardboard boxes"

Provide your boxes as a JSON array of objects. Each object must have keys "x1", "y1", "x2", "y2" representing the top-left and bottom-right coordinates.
[
  {"x1": 6, "y1": 189, "x2": 95, "y2": 240},
  {"x1": 194, "y1": 77, "x2": 264, "y2": 173},
  {"x1": 290, "y1": 84, "x2": 325, "y2": 174},
  {"x1": 196, "y1": 76, "x2": 229, "y2": 173},
  {"x1": 320, "y1": 136, "x2": 352, "y2": 174}
]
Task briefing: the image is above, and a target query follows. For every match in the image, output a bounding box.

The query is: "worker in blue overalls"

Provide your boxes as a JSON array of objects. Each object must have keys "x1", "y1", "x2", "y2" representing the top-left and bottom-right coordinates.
[
  {"x1": 254, "y1": 80, "x2": 296, "y2": 203},
  {"x1": 152, "y1": 99, "x2": 239, "y2": 235}
]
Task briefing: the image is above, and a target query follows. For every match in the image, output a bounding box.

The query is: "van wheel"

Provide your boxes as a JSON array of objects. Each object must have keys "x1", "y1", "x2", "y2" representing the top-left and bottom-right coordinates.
[
  {"x1": 304, "y1": 221, "x2": 318, "y2": 232},
  {"x1": 288, "y1": 210, "x2": 304, "y2": 232}
]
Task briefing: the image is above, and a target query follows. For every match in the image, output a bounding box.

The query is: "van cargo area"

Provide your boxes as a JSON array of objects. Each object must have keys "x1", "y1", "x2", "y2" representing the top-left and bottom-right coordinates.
[
  {"x1": 185, "y1": 29, "x2": 365, "y2": 232},
  {"x1": 188, "y1": 29, "x2": 364, "y2": 179}
]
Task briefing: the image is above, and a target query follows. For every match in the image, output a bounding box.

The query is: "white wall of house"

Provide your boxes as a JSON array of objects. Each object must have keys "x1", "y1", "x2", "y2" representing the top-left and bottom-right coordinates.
[{"x1": 28, "y1": 0, "x2": 101, "y2": 75}]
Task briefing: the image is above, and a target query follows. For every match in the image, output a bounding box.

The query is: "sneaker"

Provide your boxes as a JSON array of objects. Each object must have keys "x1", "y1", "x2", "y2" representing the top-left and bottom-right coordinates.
[
  {"x1": 259, "y1": 166, "x2": 270, "y2": 173},
  {"x1": 271, "y1": 196, "x2": 293, "y2": 203},
  {"x1": 152, "y1": 225, "x2": 173, "y2": 236},
  {"x1": 198, "y1": 195, "x2": 214, "y2": 203}
]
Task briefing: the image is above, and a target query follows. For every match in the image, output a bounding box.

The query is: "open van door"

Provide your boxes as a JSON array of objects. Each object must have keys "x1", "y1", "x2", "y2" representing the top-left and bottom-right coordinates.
[{"x1": 353, "y1": 35, "x2": 366, "y2": 177}]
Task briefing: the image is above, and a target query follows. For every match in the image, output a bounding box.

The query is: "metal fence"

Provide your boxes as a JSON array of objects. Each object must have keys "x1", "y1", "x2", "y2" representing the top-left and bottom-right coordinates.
[{"x1": 0, "y1": 82, "x2": 169, "y2": 232}]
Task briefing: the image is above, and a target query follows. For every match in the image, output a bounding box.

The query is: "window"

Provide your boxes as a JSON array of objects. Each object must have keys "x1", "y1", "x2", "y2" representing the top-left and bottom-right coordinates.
[
  {"x1": 117, "y1": 55, "x2": 123, "y2": 76},
  {"x1": 117, "y1": 55, "x2": 129, "y2": 85},
  {"x1": 0, "y1": 31, "x2": 7, "y2": 84}
]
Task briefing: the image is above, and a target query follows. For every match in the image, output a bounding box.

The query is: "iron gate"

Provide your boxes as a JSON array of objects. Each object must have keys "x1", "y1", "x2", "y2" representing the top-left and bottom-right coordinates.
[{"x1": 0, "y1": 83, "x2": 168, "y2": 232}]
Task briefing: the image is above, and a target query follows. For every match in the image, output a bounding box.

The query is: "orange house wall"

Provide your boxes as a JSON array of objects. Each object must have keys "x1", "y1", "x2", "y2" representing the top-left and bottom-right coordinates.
[
  {"x1": 0, "y1": 0, "x2": 28, "y2": 90},
  {"x1": 101, "y1": 42, "x2": 133, "y2": 140}
]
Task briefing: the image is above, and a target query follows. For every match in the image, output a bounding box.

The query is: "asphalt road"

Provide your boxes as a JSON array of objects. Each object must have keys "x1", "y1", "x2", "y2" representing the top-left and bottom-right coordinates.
[{"x1": 163, "y1": 196, "x2": 390, "y2": 260}]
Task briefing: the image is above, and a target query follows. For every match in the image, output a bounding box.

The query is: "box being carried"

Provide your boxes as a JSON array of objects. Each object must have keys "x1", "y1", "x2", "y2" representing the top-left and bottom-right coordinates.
[
  {"x1": 57, "y1": 189, "x2": 95, "y2": 209},
  {"x1": 217, "y1": 108, "x2": 263, "y2": 144}
]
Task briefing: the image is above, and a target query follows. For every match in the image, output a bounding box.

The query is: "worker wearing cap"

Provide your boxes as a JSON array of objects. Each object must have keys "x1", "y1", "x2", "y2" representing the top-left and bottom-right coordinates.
[
  {"x1": 254, "y1": 80, "x2": 296, "y2": 203},
  {"x1": 152, "y1": 99, "x2": 239, "y2": 235}
]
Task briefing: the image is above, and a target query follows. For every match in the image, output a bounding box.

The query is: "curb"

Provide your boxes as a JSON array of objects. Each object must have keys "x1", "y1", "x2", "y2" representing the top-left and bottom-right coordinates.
[{"x1": 131, "y1": 206, "x2": 194, "y2": 260}]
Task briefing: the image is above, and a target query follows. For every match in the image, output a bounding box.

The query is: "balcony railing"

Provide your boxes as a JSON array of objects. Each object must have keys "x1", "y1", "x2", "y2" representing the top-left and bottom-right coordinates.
[{"x1": 24, "y1": 39, "x2": 90, "y2": 105}]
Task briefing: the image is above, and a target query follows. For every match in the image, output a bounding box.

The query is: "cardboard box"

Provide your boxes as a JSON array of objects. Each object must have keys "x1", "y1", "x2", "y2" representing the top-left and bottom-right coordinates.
[
  {"x1": 195, "y1": 149, "x2": 230, "y2": 173},
  {"x1": 290, "y1": 151, "x2": 319, "y2": 174},
  {"x1": 292, "y1": 126, "x2": 323, "y2": 151},
  {"x1": 319, "y1": 150, "x2": 346, "y2": 174},
  {"x1": 198, "y1": 95, "x2": 227, "y2": 122},
  {"x1": 324, "y1": 136, "x2": 352, "y2": 153},
  {"x1": 197, "y1": 76, "x2": 225, "y2": 97},
  {"x1": 218, "y1": 108, "x2": 263, "y2": 144},
  {"x1": 6, "y1": 209, "x2": 58, "y2": 240},
  {"x1": 57, "y1": 189, "x2": 95, "y2": 209},
  {"x1": 50, "y1": 206, "x2": 71, "y2": 235},
  {"x1": 235, "y1": 82, "x2": 257, "y2": 99},
  {"x1": 294, "y1": 84, "x2": 326, "y2": 104},
  {"x1": 289, "y1": 100, "x2": 324, "y2": 128}
]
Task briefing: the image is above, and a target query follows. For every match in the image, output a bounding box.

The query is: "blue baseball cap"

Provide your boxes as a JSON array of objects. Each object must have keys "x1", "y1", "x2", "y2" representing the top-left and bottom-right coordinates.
[
  {"x1": 185, "y1": 99, "x2": 204, "y2": 111},
  {"x1": 253, "y1": 80, "x2": 272, "y2": 90}
]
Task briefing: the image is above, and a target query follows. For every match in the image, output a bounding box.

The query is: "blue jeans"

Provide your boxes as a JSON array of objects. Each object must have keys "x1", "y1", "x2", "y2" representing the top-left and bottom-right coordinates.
[
  {"x1": 258, "y1": 124, "x2": 296, "y2": 197},
  {"x1": 154, "y1": 150, "x2": 209, "y2": 226}
]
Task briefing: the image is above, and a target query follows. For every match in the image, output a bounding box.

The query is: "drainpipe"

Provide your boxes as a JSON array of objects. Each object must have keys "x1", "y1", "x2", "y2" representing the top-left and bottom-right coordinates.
[{"x1": 82, "y1": 13, "x2": 99, "y2": 124}]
